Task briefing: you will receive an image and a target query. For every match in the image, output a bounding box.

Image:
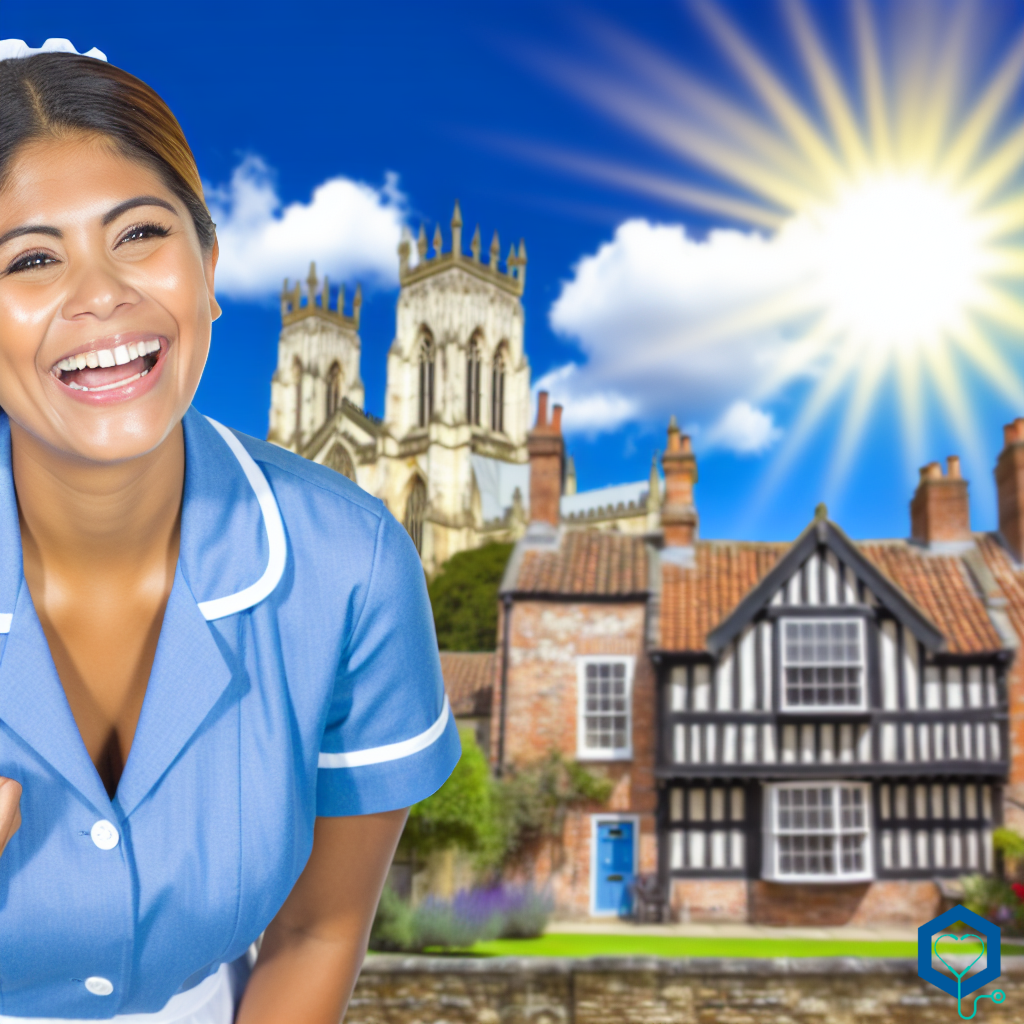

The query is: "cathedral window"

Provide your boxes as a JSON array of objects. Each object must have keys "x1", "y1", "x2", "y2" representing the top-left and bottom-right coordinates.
[
  {"x1": 404, "y1": 477, "x2": 428, "y2": 553},
  {"x1": 323, "y1": 442, "x2": 354, "y2": 480},
  {"x1": 418, "y1": 333, "x2": 435, "y2": 428},
  {"x1": 491, "y1": 343, "x2": 507, "y2": 433},
  {"x1": 326, "y1": 362, "x2": 342, "y2": 419},
  {"x1": 466, "y1": 334, "x2": 481, "y2": 426}
]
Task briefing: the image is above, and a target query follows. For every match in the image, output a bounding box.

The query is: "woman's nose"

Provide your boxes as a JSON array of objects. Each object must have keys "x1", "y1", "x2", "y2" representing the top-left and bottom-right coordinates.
[{"x1": 61, "y1": 263, "x2": 141, "y2": 322}]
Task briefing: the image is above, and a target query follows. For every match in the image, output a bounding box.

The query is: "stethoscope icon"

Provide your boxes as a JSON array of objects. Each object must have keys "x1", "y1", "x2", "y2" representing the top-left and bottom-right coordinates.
[{"x1": 933, "y1": 934, "x2": 1006, "y2": 1019}]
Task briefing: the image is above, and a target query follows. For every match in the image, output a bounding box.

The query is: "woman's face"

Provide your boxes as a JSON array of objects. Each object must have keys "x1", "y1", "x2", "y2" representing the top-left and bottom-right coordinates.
[{"x1": 0, "y1": 134, "x2": 219, "y2": 464}]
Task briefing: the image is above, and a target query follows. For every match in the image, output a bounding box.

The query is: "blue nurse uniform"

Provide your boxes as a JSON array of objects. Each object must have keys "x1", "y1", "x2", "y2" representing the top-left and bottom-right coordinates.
[{"x1": 0, "y1": 407, "x2": 461, "y2": 1018}]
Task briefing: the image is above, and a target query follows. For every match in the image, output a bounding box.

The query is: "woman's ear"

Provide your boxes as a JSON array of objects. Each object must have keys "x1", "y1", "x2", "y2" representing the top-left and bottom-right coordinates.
[{"x1": 206, "y1": 234, "x2": 222, "y2": 323}]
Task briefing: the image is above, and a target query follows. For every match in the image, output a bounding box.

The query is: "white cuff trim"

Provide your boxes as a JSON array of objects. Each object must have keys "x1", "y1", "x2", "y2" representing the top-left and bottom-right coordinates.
[{"x1": 318, "y1": 696, "x2": 451, "y2": 769}]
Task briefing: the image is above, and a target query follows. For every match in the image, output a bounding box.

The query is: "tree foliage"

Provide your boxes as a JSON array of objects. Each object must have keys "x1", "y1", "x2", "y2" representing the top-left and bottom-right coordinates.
[{"x1": 428, "y1": 542, "x2": 513, "y2": 651}]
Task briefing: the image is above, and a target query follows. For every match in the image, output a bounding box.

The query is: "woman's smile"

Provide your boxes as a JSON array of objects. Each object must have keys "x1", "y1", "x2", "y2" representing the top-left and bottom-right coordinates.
[{"x1": 50, "y1": 333, "x2": 168, "y2": 403}]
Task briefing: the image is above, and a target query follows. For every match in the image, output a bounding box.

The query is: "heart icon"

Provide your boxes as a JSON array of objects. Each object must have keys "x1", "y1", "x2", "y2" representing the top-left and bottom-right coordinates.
[{"x1": 934, "y1": 932, "x2": 987, "y2": 980}]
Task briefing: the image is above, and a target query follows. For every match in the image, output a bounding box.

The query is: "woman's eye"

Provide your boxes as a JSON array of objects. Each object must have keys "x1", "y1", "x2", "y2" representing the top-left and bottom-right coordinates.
[
  {"x1": 116, "y1": 222, "x2": 170, "y2": 247},
  {"x1": 6, "y1": 252, "x2": 59, "y2": 274}
]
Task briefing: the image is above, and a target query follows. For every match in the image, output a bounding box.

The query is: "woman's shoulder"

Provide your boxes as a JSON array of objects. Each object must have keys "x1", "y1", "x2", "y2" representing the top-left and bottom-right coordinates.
[{"x1": 229, "y1": 429, "x2": 385, "y2": 526}]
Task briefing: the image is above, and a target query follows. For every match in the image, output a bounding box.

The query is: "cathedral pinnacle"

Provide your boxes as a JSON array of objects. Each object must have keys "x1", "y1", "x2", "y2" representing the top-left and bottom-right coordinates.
[
  {"x1": 432, "y1": 223, "x2": 443, "y2": 259},
  {"x1": 470, "y1": 225, "x2": 481, "y2": 262},
  {"x1": 451, "y1": 200, "x2": 463, "y2": 256},
  {"x1": 490, "y1": 230, "x2": 501, "y2": 268},
  {"x1": 417, "y1": 225, "x2": 428, "y2": 261}
]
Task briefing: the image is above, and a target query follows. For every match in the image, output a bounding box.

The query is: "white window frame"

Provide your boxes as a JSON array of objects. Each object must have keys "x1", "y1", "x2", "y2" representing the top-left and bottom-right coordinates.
[
  {"x1": 762, "y1": 781, "x2": 873, "y2": 883},
  {"x1": 589, "y1": 813, "x2": 640, "y2": 917},
  {"x1": 576, "y1": 656, "x2": 634, "y2": 761},
  {"x1": 780, "y1": 617, "x2": 867, "y2": 712}
]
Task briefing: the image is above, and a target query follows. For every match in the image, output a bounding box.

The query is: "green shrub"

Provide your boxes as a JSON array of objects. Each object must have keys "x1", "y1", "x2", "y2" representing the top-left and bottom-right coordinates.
[
  {"x1": 400, "y1": 727, "x2": 498, "y2": 863},
  {"x1": 962, "y1": 873, "x2": 1024, "y2": 935},
  {"x1": 428, "y1": 542, "x2": 513, "y2": 651},
  {"x1": 369, "y1": 884, "x2": 415, "y2": 952}
]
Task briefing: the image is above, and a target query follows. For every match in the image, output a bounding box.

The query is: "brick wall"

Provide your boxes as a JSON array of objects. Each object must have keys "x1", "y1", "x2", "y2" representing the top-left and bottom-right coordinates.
[
  {"x1": 751, "y1": 879, "x2": 941, "y2": 927},
  {"x1": 351, "y1": 956, "x2": 1024, "y2": 1024},
  {"x1": 492, "y1": 599, "x2": 657, "y2": 915},
  {"x1": 670, "y1": 879, "x2": 749, "y2": 923}
]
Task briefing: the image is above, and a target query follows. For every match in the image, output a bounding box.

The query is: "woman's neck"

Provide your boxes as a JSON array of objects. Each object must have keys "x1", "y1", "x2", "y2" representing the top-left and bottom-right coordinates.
[{"x1": 11, "y1": 419, "x2": 184, "y2": 579}]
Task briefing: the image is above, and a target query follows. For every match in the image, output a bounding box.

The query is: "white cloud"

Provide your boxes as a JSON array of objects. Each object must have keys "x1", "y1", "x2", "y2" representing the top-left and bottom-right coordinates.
[
  {"x1": 206, "y1": 156, "x2": 406, "y2": 300},
  {"x1": 532, "y1": 364, "x2": 638, "y2": 435},
  {"x1": 705, "y1": 400, "x2": 782, "y2": 455},
  {"x1": 545, "y1": 218, "x2": 824, "y2": 449}
]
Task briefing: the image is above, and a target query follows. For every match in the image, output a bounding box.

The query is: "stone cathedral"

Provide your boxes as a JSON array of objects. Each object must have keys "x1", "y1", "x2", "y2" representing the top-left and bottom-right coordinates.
[{"x1": 267, "y1": 203, "x2": 534, "y2": 573}]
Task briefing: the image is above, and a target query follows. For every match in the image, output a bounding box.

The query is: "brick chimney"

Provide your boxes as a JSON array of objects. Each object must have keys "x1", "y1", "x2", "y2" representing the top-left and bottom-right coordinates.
[
  {"x1": 527, "y1": 391, "x2": 564, "y2": 526},
  {"x1": 660, "y1": 416, "x2": 698, "y2": 547},
  {"x1": 910, "y1": 455, "x2": 970, "y2": 545},
  {"x1": 996, "y1": 417, "x2": 1024, "y2": 560}
]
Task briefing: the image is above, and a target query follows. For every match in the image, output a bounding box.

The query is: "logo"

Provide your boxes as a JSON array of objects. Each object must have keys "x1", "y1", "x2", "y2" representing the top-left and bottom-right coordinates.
[{"x1": 918, "y1": 904, "x2": 1006, "y2": 1019}]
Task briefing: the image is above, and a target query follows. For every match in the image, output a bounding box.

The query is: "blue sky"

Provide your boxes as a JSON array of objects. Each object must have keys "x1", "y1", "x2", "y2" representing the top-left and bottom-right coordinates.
[{"x1": 4, "y1": 0, "x2": 1022, "y2": 542}]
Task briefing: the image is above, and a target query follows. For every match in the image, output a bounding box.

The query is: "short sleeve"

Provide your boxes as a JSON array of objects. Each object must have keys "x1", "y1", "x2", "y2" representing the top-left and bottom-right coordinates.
[{"x1": 316, "y1": 507, "x2": 461, "y2": 816}]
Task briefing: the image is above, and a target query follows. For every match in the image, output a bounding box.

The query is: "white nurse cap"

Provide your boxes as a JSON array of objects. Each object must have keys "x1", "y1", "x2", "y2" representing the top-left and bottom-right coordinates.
[{"x1": 0, "y1": 38, "x2": 107, "y2": 62}]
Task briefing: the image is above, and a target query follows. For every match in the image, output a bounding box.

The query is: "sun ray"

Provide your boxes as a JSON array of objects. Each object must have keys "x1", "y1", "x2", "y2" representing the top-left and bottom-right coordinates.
[
  {"x1": 920, "y1": 341, "x2": 990, "y2": 485},
  {"x1": 821, "y1": 351, "x2": 890, "y2": 502},
  {"x1": 960, "y1": 123, "x2": 1024, "y2": 211},
  {"x1": 784, "y1": 0, "x2": 869, "y2": 174},
  {"x1": 495, "y1": 137, "x2": 785, "y2": 227},
  {"x1": 579, "y1": 18, "x2": 821, "y2": 189},
  {"x1": 850, "y1": 0, "x2": 892, "y2": 164},
  {"x1": 951, "y1": 321, "x2": 1024, "y2": 411},
  {"x1": 938, "y1": 26, "x2": 1024, "y2": 185},
  {"x1": 910, "y1": 0, "x2": 975, "y2": 169},
  {"x1": 689, "y1": 0, "x2": 848, "y2": 187},
  {"x1": 529, "y1": 0, "x2": 1024, "y2": 513}
]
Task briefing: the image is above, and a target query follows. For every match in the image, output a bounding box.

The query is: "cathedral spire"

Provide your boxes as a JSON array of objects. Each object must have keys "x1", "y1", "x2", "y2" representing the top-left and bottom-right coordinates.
[{"x1": 451, "y1": 200, "x2": 463, "y2": 256}]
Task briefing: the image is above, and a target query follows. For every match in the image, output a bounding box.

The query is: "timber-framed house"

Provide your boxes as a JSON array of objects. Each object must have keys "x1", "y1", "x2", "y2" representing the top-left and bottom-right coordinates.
[{"x1": 481, "y1": 399, "x2": 1024, "y2": 924}]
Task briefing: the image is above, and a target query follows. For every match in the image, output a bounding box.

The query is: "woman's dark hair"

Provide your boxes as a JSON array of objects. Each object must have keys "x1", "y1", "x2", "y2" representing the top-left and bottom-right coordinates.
[{"x1": 0, "y1": 54, "x2": 215, "y2": 250}]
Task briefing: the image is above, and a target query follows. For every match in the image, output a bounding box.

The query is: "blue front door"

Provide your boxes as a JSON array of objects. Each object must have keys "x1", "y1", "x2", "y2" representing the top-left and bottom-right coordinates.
[{"x1": 595, "y1": 821, "x2": 635, "y2": 915}]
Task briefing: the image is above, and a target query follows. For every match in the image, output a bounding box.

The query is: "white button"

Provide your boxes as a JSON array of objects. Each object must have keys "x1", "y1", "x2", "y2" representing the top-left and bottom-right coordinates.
[
  {"x1": 85, "y1": 976, "x2": 114, "y2": 996},
  {"x1": 90, "y1": 820, "x2": 119, "y2": 851}
]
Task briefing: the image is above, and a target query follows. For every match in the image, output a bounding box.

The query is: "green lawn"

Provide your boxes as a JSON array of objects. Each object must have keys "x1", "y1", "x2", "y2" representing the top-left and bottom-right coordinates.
[{"x1": 467, "y1": 934, "x2": 1024, "y2": 959}]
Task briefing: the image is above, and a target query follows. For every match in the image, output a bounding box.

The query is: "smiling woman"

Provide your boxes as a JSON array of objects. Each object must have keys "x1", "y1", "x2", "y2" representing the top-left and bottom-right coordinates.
[{"x1": 0, "y1": 43, "x2": 460, "y2": 1024}]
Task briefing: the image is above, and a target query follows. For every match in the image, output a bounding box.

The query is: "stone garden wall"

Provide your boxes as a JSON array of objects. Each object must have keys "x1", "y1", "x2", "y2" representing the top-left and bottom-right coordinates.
[{"x1": 349, "y1": 955, "x2": 1024, "y2": 1024}]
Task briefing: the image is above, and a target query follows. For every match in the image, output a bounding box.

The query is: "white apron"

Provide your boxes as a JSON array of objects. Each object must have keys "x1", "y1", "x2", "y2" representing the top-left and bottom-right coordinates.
[{"x1": 0, "y1": 963, "x2": 233, "y2": 1024}]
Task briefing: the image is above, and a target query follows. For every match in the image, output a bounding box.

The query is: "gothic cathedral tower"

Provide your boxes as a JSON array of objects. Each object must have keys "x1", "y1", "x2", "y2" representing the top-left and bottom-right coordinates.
[
  {"x1": 266, "y1": 204, "x2": 531, "y2": 574},
  {"x1": 384, "y1": 202, "x2": 531, "y2": 570}
]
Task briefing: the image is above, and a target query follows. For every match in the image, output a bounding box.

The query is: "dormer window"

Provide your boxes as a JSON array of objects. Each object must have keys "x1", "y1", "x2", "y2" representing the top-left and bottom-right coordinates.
[{"x1": 781, "y1": 618, "x2": 865, "y2": 710}]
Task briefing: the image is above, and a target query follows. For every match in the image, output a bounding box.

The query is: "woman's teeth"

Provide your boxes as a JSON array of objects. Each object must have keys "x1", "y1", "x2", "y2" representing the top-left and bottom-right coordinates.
[
  {"x1": 54, "y1": 339, "x2": 161, "y2": 373},
  {"x1": 66, "y1": 370, "x2": 148, "y2": 392}
]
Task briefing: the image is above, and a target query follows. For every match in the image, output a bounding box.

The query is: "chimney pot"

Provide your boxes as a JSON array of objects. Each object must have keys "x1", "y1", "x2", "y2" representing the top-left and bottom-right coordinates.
[
  {"x1": 660, "y1": 416, "x2": 698, "y2": 547},
  {"x1": 996, "y1": 418, "x2": 1024, "y2": 560},
  {"x1": 527, "y1": 393, "x2": 564, "y2": 526},
  {"x1": 536, "y1": 391, "x2": 548, "y2": 429},
  {"x1": 911, "y1": 455, "x2": 970, "y2": 545}
]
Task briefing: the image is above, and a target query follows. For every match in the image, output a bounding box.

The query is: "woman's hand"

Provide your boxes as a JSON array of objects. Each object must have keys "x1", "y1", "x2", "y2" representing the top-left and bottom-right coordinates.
[
  {"x1": 235, "y1": 807, "x2": 408, "y2": 1024},
  {"x1": 0, "y1": 778, "x2": 22, "y2": 857}
]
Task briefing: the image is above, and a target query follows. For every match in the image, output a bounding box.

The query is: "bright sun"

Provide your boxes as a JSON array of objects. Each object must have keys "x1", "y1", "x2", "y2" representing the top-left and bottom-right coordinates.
[
  {"x1": 819, "y1": 176, "x2": 983, "y2": 350},
  {"x1": 549, "y1": 0, "x2": 1024, "y2": 498}
]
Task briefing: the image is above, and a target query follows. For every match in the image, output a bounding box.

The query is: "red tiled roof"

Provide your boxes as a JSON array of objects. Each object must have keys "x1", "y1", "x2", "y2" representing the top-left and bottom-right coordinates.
[
  {"x1": 659, "y1": 542, "x2": 786, "y2": 651},
  {"x1": 513, "y1": 531, "x2": 649, "y2": 597},
  {"x1": 507, "y1": 526, "x2": 1010, "y2": 656},
  {"x1": 858, "y1": 542, "x2": 1002, "y2": 654},
  {"x1": 439, "y1": 651, "x2": 494, "y2": 717},
  {"x1": 657, "y1": 536, "x2": 1004, "y2": 654},
  {"x1": 976, "y1": 534, "x2": 1024, "y2": 647}
]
